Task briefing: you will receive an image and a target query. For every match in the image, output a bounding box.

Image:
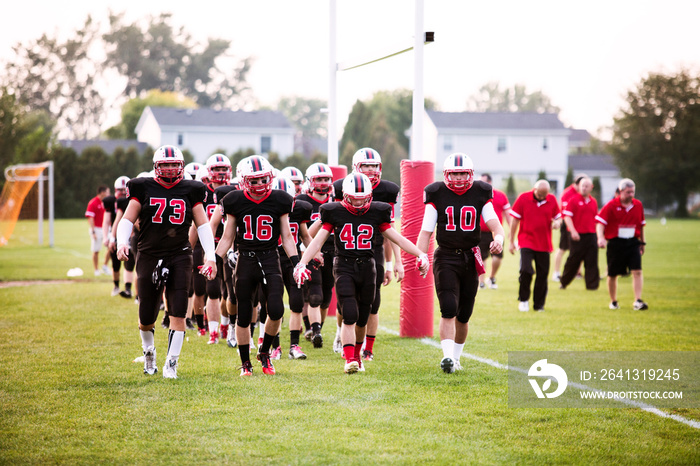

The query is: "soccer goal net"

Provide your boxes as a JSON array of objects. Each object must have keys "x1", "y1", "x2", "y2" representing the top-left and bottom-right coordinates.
[{"x1": 0, "y1": 162, "x2": 54, "y2": 247}]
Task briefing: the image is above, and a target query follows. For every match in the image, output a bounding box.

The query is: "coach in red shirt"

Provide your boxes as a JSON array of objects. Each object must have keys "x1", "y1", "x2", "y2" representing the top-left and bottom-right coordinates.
[
  {"x1": 560, "y1": 176, "x2": 599, "y2": 290},
  {"x1": 596, "y1": 178, "x2": 648, "y2": 311},
  {"x1": 509, "y1": 180, "x2": 561, "y2": 312},
  {"x1": 85, "y1": 185, "x2": 110, "y2": 276}
]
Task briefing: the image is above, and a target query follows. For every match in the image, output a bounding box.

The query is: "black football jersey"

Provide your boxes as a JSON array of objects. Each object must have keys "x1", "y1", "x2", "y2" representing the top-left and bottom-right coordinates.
[
  {"x1": 320, "y1": 201, "x2": 392, "y2": 259},
  {"x1": 423, "y1": 180, "x2": 493, "y2": 250},
  {"x1": 116, "y1": 196, "x2": 129, "y2": 213},
  {"x1": 220, "y1": 189, "x2": 293, "y2": 252},
  {"x1": 126, "y1": 177, "x2": 206, "y2": 256},
  {"x1": 213, "y1": 184, "x2": 238, "y2": 241},
  {"x1": 296, "y1": 192, "x2": 335, "y2": 251},
  {"x1": 102, "y1": 195, "x2": 117, "y2": 226}
]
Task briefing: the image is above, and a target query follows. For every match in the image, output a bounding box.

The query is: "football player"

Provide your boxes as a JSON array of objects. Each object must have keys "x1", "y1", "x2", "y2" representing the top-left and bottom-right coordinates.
[
  {"x1": 116, "y1": 145, "x2": 217, "y2": 379},
  {"x1": 416, "y1": 153, "x2": 505, "y2": 374},
  {"x1": 190, "y1": 154, "x2": 232, "y2": 344},
  {"x1": 332, "y1": 148, "x2": 401, "y2": 361},
  {"x1": 280, "y1": 166, "x2": 305, "y2": 195},
  {"x1": 103, "y1": 176, "x2": 132, "y2": 297},
  {"x1": 295, "y1": 173, "x2": 429, "y2": 374},
  {"x1": 214, "y1": 156, "x2": 300, "y2": 376},
  {"x1": 295, "y1": 163, "x2": 335, "y2": 348}
]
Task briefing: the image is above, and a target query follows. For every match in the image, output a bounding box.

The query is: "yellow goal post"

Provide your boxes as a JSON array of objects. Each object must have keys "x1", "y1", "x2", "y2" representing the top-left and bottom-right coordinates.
[{"x1": 0, "y1": 161, "x2": 54, "y2": 247}]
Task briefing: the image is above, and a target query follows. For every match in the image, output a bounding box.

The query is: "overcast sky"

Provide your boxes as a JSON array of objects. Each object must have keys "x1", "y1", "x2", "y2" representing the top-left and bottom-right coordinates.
[{"x1": 2, "y1": 0, "x2": 698, "y2": 138}]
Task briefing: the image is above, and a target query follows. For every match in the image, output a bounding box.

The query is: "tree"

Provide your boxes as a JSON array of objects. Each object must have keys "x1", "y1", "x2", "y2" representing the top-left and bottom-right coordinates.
[
  {"x1": 537, "y1": 169, "x2": 548, "y2": 181},
  {"x1": 103, "y1": 12, "x2": 252, "y2": 108},
  {"x1": 610, "y1": 69, "x2": 700, "y2": 217},
  {"x1": 276, "y1": 96, "x2": 328, "y2": 139},
  {"x1": 591, "y1": 176, "x2": 602, "y2": 205},
  {"x1": 105, "y1": 90, "x2": 197, "y2": 139},
  {"x1": 506, "y1": 174, "x2": 517, "y2": 204},
  {"x1": 2, "y1": 17, "x2": 104, "y2": 138},
  {"x1": 466, "y1": 82, "x2": 560, "y2": 114}
]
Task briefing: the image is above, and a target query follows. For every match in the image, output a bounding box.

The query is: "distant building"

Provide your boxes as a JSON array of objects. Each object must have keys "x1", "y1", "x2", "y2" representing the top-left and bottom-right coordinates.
[
  {"x1": 135, "y1": 107, "x2": 295, "y2": 163},
  {"x1": 568, "y1": 128, "x2": 592, "y2": 154},
  {"x1": 57, "y1": 139, "x2": 149, "y2": 155}
]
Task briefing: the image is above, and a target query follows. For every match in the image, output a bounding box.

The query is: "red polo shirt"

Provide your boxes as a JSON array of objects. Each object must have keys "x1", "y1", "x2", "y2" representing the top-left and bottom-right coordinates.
[
  {"x1": 560, "y1": 184, "x2": 577, "y2": 209},
  {"x1": 510, "y1": 191, "x2": 561, "y2": 252},
  {"x1": 596, "y1": 197, "x2": 645, "y2": 240},
  {"x1": 480, "y1": 189, "x2": 511, "y2": 231},
  {"x1": 563, "y1": 193, "x2": 598, "y2": 233},
  {"x1": 85, "y1": 196, "x2": 105, "y2": 227}
]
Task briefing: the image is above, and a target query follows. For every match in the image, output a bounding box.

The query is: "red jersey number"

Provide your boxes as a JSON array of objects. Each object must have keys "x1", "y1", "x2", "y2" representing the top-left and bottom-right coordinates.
[
  {"x1": 445, "y1": 206, "x2": 477, "y2": 232},
  {"x1": 338, "y1": 224, "x2": 373, "y2": 250},
  {"x1": 242, "y1": 214, "x2": 273, "y2": 241},
  {"x1": 150, "y1": 198, "x2": 186, "y2": 225}
]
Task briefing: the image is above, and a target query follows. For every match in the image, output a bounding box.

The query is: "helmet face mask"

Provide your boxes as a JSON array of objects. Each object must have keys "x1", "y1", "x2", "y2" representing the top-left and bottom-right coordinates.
[
  {"x1": 443, "y1": 153, "x2": 474, "y2": 194},
  {"x1": 341, "y1": 173, "x2": 373, "y2": 215},
  {"x1": 280, "y1": 167, "x2": 304, "y2": 194},
  {"x1": 153, "y1": 145, "x2": 185, "y2": 186},
  {"x1": 206, "y1": 154, "x2": 232, "y2": 184},
  {"x1": 352, "y1": 148, "x2": 382, "y2": 186},
  {"x1": 305, "y1": 163, "x2": 333, "y2": 195},
  {"x1": 237, "y1": 155, "x2": 274, "y2": 196},
  {"x1": 114, "y1": 175, "x2": 130, "y2": 193}
]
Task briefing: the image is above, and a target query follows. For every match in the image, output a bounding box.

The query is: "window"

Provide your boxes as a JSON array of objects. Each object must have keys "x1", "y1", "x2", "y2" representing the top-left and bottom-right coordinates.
[
  {"x1": 542, "y1": 138, "x2": 549, "y2": 150},
  {"x1": 177, "y1": 133, "x2": 184, "y2": 146},
  {"x1": 261, "y1": 135, "x2": 271, "y2": 154},
  {"x1": 497, "y1": 137, "x2": 507, "y2": 152},
  {"x1": 443, "y1": 136, "x2": 453, "y2": 151}
]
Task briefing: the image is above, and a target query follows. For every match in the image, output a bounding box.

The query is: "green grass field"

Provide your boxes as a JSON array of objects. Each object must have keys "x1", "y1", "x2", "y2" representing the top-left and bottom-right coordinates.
[{"x1": 1, "y1": 219, "x2": 699, "y2": 464}]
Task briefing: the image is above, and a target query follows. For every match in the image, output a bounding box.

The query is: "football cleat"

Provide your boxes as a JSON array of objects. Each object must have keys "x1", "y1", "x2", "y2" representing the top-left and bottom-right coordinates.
[
  {"x1": 143, "y1": 346, "x2": 158, "y2": 375},
  {"x1": 551, "y1": 272, "x2": 561, "y2": 282},
  {"x1": 288, "y1": 344, "x2": 307, "y2": 360},
  {"x1": 163, "y1": 358, "x2": 178, "y2": 379},
  {"x1": 161, "y1": 314, "x2": 170, "y2": 329},
  {"x1": 220, "y1": 325, "x2": 228, "y2": 340},
  {"x1": 111, "y1": 287, "x2": 120, "y2": 297},
  {"x1": 257, "y1": 352, "x2": 276, "y2": 375},
  {"x1": 208, "y1": 331, "x2": 220, "y2": 345},
  {"x1": 362, "y1": 350, "x2": 374, "y2": 361},
  {"x1": 488, "y1": 278, "x2": 498, "y2": 289},
  {"x1": 227, "y1": 325, "x2": 237, "y2": 348},
  {"x1": 440, "y1": 357, "x2": 455, "y2": 374},
  {"x1": 333, "y1": 332, "x2": 342, "y2": 354},
  {"x1": 633, "y1": 300, "x2": 649, "y2": 311},
  {"x1": 198, "y1": 327, "x2": 207, "y2": 337},
  {"x1": 609, "y1": 301, "x2": 620, "y2": 310},
  {"x1": 344, "y1": 360, "x2": 360, "y2": 374},
  {"x1": 304, "y1": 329, "x2": 313, "y2": 341},
  {"x1": 357, "y1": 359, "x2": 365, "y2": 372},
  {"x1": 454, "y1": 359, "x2": 464, "y2": 371},
  {"x1": 312, "y1": 332, "x2": 323, "y2": 348},
  {"x1": 270, "y1": 346, "x2": 282, "y2": 360},
  {"x1": 239, "y1": 360, "x2": 253, "y2": 377},
  {"x1": 518, "y1": 301, "x2": 529, "y2": 312},
  {"x1": 119, "y1": 289, "x2": 133, "y2": 299},
  {"x1": 258, "y1": 337, "x2": 264, "y2": 348},
  {"x1": 102, "y1": 265, "x2": 111, "y2": 275},
  {"x1": 185, "y1": 318, "x2": 195, "y2": 330}
]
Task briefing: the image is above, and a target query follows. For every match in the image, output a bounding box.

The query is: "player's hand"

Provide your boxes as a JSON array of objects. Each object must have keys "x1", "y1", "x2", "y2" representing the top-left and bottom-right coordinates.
[
  {"x1": 226, "y1": 249, "x2": 238, "y2": 269},
  {"x1": 116, "y1": 245, "x2": 129, "y2": 261},
  {"x1": 383, "y1": 268, "x2": 393, "y2": 286},
  {"x1": 293, "y1": 263, "x2": 312, "y2": 287},
  {"x1": 597, "y1": 238, "x2": 607, "y2": 249},
  {"x1": 199, "y1": 259, "x2": 217, "y2": 280},
  {"x1": 570, "y1": 231, "x2": 580, "y2": 241},
  {"x1": 394, "y1": 262, "x2": 405, "y2": 283},
  {"x1": 314, "y1": 251, "x2": 325, "y2": 266},
  {"x1": 416, "y1": 253, "x2": 429, "y2": 277},
  {"x1": 509, "y1": 242, "x2": 517, "y2": 255}
]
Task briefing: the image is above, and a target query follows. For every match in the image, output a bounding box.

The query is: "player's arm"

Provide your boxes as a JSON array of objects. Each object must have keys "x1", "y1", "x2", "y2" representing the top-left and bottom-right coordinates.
[
  {"x1": 299, "y1": 228, "x2": 331, "y2": 267},
  {"x1": 509, "y1": 217, "x2": 520, "y2": 255},
  {"x1": 308, "y1": 219, "x2": 323, "y2": 237},
  {"x1": 596, "y1": 222, "x2": 607, "y2": 248},
  {"x1": 416, "y1": 203, "x2": 436, "y2": 254},
  {"x1": 102, "y1": 212, "x2": 111, "y2": 247},
  {"x1": 381, "y1": 227, "x2": 429, "y2": 276},
  {"x1": 193, "y1": 204, "x2": 217, "y2": 280},
  {"x1": 110, "y1": 209, "x2": 124, "y2": 252},
  {"x1": 215, "y1": 214, "x2": 236, "y2": 259},
  {"x1": 482, "y1": 202, "x2": 504, "y2": 254},
  {"x1": 280, "y1": 214, "x2": 300, "y2": 265},
  {"x1": 188, "y1": 223, "x2": 198, "y2": 249},
  {"x1": 116, "y1": 199, "x2": 141, "y2": 261}
]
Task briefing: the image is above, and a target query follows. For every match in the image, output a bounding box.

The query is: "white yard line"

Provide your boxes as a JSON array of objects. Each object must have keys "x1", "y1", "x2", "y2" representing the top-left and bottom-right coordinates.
[{"x1": 379, "y1": 326, "x2": 700, "y2": 430}]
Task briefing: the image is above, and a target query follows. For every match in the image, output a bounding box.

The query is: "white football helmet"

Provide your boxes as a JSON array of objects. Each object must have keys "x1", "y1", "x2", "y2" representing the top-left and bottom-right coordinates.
[
  {"x1": 237, "y1": 155, "x2": 274, "y2": 195},
  {"x1": 206, "y1": 154, "x2": 232, "y2": 184},
  {"x1": 136, "y1": 171, "x2": 152, "y2": 178},
  {"x1": 114, "y1": 176, "x2": 130, "y2": 191},
  {"x1": 184, "y1": 162, "x2": 203, "y2": 179},
  {"x1": 352, "y1": 148, "x2": 382, "y2": 186},
  {"x1": 195, "y1": 165, "x2": 210, "y2": 183},
  {"x1": 443, "y1": 152, "x2": 474, "y2": 194},
  {"x1": 153, "y1": 145, "x2": 185, "y2": 185},
  {"x1": 341, "y1": 173, "x2": 373, "y2": 215},
  {"x1": 272, "y1": 176, "x2": 296, "y2": 197},
  {"x1": 280, "y1": 167, "x2": 304, "y2": 194},
  {"x1": 305, "y1": 162, "x2": 333, "y2": 195}
]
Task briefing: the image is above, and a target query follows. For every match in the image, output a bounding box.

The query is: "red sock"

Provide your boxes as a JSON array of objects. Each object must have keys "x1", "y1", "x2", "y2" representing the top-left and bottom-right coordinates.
[
  {"x1": 354, "y1": 342, "x2": 363, "y2": 361},
  {"x1": 343, "y1": 344, "x2": 354, "y2": 361},
  {"x1": 365, "y1": 335, "x2": 375, "y2": 353}
]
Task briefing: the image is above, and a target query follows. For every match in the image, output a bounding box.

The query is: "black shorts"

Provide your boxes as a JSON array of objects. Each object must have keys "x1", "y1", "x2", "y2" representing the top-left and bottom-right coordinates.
[
  {"x1": 558, "y1": 222, "x2": 571, "y2": 250},
  {"x1": 478, "y1": 231, "x2": 503, "y2": 260},
  {"x1": 333, "y1": 255, "x2": 376, "y2": 327},
  {"x1": 607, "y1": 238, "x2": 642, "y2": 277},
  {"x1": 433, "y1": 247, "x2": 479, "y2": 323},
  {"x1": 234, "y1": 249, "x2": 284, "y2": 328}
]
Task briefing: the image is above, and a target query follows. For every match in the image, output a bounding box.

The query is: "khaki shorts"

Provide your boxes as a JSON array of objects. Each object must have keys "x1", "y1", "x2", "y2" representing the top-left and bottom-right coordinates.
[{"x1": 90, "y1": 227, "x2": 103, "y2": 253}]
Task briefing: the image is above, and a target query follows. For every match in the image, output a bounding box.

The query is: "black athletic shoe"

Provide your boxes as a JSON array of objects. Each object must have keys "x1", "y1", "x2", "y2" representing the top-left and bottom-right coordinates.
[
  {"x1": 185, "y1": 318, "x2": 195, "y2": 330},
  {"x1": 161, "y1": 314, "x2": 170, "y2": 329},
  {"x1": 312, "y1": 332, "x2": 323, "y2": 348}
]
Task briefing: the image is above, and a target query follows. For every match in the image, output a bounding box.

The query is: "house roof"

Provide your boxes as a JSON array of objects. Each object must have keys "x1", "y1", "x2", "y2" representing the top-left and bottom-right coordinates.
[
  {"x1": 147, "y1": 107, "x2": 293, "y2": 129},
  {"x1": 568, "y1": 128, "x2": 591, "y2": 144},
  {"x1": 58, "y1": 139, "x2": 149, "y2": 154},
  {"x1": 427, "y1": 111, "x2": 567, "y2": 130},
  {"x1": 568, "y1": 154, "x2": 618, "y2": 172}
]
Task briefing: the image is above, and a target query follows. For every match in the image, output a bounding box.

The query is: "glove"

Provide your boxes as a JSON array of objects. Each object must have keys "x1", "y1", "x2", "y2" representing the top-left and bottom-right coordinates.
[
  {"x1": 226, "y1": 249, "x2": 238, "y2": 269},
  {"x1": 309, "y1": 258, "x2": 322, "y2": 271},
  {"x1": 416, "y1": 253, "x2": 429, "y2": 277},
  {"x1": 293, "y1": 262, "x2": 312, "y2": 287}
]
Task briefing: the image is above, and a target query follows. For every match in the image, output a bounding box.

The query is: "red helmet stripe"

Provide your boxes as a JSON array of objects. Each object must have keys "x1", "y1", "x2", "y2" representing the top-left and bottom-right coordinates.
[
  {"x1": 455, "y1": 154, "x2": 462, "y2": 166},
  {"x1": 251, "y1": 157, "x2": 262, "y2": 172},
  {"x1": 355, "y1": 174, "x2": 364, "y2": 193}
]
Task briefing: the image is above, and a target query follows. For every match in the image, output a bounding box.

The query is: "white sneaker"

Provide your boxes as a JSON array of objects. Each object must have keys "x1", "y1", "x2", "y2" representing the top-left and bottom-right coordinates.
[
  {"x1": 454, "y1": 359, "x2": 464, "y2": 371},
  {"x1": 111, "y1": 287, "x2": 120, "y2": 297},
  {"x1": 226, "y1": 325, "x2": 237, "y2": 348},
  {"x1": 344, "y1": 360, "x2": 359, "y2": 374},
  {"x1": 518, "y1": 301, "x2": 530, "y2": 312},
  {"x1": 551, "y1": 272, "x2": 561, "y2": 282},
  {"x1": 94, "y1": 270, "x2": 101, "y2": 277},
  {"x1": 440, "y1": 357, "x2": 455, "y2": 374},
  {"x1": 143, "y1": 346, "x2": 158, "y2": 375},
  {"x1": 163, "y1": 358, "x2": 178, "y2": 379},
  {"x1": 488, "y1": 278, "x2": 498, "y2": 289},
  {"x1": 333, "y1": 332, "x2": 343, "y2": 354},
  {"x1": 288, "y1": 344, "x2": 307, "y2": 360},
  {"x1": 102, "y1": 265, "x2": 110, "y2": 275}
]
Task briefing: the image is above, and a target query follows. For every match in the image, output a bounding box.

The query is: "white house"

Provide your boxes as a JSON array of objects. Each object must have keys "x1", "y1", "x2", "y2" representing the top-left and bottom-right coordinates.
[
  {"x1": 135, "y1": 107, "x2": 296, "y2": 163},
  {"x1": 421, "y1": 111, "x2": 571, "y2": 195}
]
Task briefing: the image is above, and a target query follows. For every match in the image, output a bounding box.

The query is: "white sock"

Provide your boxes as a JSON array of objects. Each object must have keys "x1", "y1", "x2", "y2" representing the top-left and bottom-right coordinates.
[
  {"x1": 441, "y1": 339, "x2": 455, "y2": 359},
  {"x1": 140, "y1": 329, "x2": 155, "y2": 352},
  {"x1": 208, "y1": 320, "x2": 219, "y2": 334},
  {"x1": 167, "y1": 330, "x2": 185, "y2": 363},
  {"x1": 221, "y1": 316, "x2": 230, "y2": 326},
  {"x1": 453, "y1": 342, "x2": 465, "y2": 361},
  {"x1": 258, "y1": 322, "x2": 265, "y2": 338}
]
